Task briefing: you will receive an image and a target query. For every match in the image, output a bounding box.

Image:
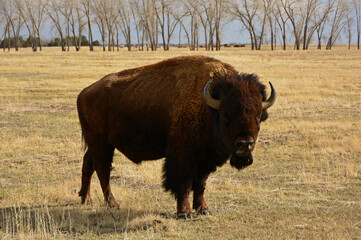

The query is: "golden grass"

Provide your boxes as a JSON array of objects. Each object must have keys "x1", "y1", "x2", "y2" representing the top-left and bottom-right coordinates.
[{"x1": 0, "y1": 46, "x2": 360, "y2": 239}]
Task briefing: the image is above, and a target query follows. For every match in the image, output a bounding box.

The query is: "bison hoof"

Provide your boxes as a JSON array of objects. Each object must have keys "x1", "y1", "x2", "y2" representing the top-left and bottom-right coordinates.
[
  {"x1": 106, "y1": 200, "x2": 120, "y2": 208},
  {"x1": 196, "y1": 207, "x2": 211, "y2": 215},
  {"x1": 200, "y1": 210, "x2": 211, "y2": 215},
  {"x1": 109, "y1": 203, "x2": 120, "y2": 209},
  {"x1": 177, "y1": 213, "x2": 193, "y2": 220}
]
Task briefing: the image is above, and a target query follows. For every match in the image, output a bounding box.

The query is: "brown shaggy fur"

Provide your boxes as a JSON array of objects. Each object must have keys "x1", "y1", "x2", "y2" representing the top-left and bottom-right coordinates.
[{"x1": 77, "y1": 55, "x2": 271, "y2": 217}]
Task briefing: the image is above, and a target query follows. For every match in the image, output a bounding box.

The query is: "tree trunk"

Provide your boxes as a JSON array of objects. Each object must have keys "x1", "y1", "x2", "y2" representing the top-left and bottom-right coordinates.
[
  {"x1": 127, "y1": 26, "x2": 131, "y2": 51},
  {"x1": 326, "y1": 36, "x2": 332, "y2": 50},
  {"x1": 2, "y1": 24, "x2": 6, "y2": 51},
  {"x1": 87, "y1": 16, "x2": 93, "y2": 51},
  {"x1": 11, "y1": 26, "x2": 19, "y2": 51},
  {"x1": 38, "y1": 30, "x2": 42, "y2": 51},
  {"x1": 7, "y1": 24, "x2": 11, "y2": 51},
  {"x1": 249, "y1": 31, "x2": 254, "y2": 50},
  {"x1": 270, "y1": 27, "x2": 274, "y2": 51},
  {"x1": 216, "y1": 29, "x2": 220, "y2": 51},
  {"x1": 317, "y1": 29, "x2": 322, "y2": 49},
  {"x1": 135, "y1": 24, "x2": 140, "y2": 51},
  {"x1": 61, "y1": 36, "x2": 66, "y2": 51},
  {"x1": 178, "y1": 23, "x2": 181, "y2": 48},
  {"x1": 108, "y1": 31, "x2": 111, "y2": 51},
  {"x1": 283, "y1": 34, "x2": 286, "y2": 50},
  {"x1": 117, "y1": 30, "x2": 119, "y2": 51},
  {"x1": 303, "y1": 21, "x2": 308, "y2": 50}
]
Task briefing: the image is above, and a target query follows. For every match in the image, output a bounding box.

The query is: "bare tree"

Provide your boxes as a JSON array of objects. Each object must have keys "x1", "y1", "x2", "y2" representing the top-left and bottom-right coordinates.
[
  {"x1": 133, "y1": 0, "x2": 159, "y2": 51},
  {"x1": 0, "y1": 7, "x2": 4, "y2": 50},
  {"x1": 90, "y1": 0, "x2": 118, "y2": 51},
  {"x1": 130, "y1": 0, "x2": 144, "y2": 50},
  {"x1": 117, "y1": 0, "x2": 132, "y2": 51},
  {"x1": 326, "y1": 0, "x2": 348, "y2": 49},
  {"x1": 132, "y1": 0, "x2": 146, "y2": 50},
  {"x1": 195, "y1": 0, "x2": 210, "y2": 49},
  {"x1": 354, "y1": 0, "x2": 361, "y2": 49},
  {"x1": 301, "y1": 0, "x2": 319, "y2": 49},
  {"x1": 18, "y1": 0, "x2": 46, "y2": 51},
  {"x1": 265, "y1": 0, "x2": 276, "y2": 50},
  {"x1": 281, "y1": 0, "x2": 304, "y2": 50},
  {"x1": 214, "y1": 0, "x2": 225, "y2": 50},
  {"x1": 303, "y1": 0, "x2": 334, "y2": 49},
  {"x1": 0, "y1": 0, "x2": 10, "y2": 51},
  {"x1": 205, "y1": 2, "x2": 215, "y2": 50},
  {"x1": 258, "y1": 0, "x2": 273, "y2": 50},
  {"x1": 103, "y1": 0, "x2": 117, "y2": 51},
  {"x1": 45, "y1": 0, "x2": 66, "y2": 51},
  {"x1": 345, "y1": 12, "x2": 353, "y2": 49},
  {"x1": 228, "y1": 0, "x2": 256, "y2": 50},
  {"x1": 55, "y1": 0, "x2": 73, "y2": 51},
  {"x1": 273, "y1": 0, "x2": 289, "y2": 50},
  {"x1": 1, "y1": 0, "x2": 24, "y2": 51},
  {"x1": 228, "y1": 0, "x2": 267, "y2": 50},
  {"x1": 92, "y1": 0, "x2": 107, "y2": 51},
  {"x1": 69, "y1": 0, "x2": 86, "y2": 51},
  {"x1": 146, "y1": 0, "x2": 159, "y2": 51},
  {"x1": 179, "y1": 0, "x2": 199, "y2": 50},
  {"x1": 313, "y1": 0, "x2": 334, "y2": 49},
  {"x1": 80, "y1": 0, "x2": 94, "y2": 51},
  {"x1": 154, "y1": 0, "x2": 180, "y2": 50}
]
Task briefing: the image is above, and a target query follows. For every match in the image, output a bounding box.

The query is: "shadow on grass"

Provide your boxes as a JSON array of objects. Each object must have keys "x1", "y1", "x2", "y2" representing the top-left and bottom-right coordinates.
[{"x1": 0, "y1": 203, "x2": 173, "y2": 236}]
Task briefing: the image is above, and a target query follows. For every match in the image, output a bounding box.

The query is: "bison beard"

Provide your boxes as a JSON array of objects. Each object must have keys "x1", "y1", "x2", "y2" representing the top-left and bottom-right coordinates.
[
  {"x1": 76, "y1": 55, "x2": 276, "y2": 220},
  {"x1": 230, "y1": 153, "x2": 253, "y2": 170}
]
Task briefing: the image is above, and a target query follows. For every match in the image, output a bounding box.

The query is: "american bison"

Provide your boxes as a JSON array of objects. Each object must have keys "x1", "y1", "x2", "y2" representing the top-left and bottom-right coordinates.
[{"x1": 77, "y1": 55, "x2": 276, "y2": 219}]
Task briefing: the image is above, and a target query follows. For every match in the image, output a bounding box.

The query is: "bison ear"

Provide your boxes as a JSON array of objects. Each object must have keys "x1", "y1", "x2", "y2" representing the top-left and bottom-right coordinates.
[{"x1": 260, "y1": 110, "x2": 268, "y2": 122}]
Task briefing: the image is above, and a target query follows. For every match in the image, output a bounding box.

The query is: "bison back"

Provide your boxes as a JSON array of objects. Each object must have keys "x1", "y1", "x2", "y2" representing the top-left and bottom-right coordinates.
[{"x1": 77, "y1": 55, "x2": 236, "y2": 162}]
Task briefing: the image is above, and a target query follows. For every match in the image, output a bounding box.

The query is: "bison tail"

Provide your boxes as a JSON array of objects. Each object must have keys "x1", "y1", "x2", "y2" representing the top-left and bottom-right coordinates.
[
  {"x1": 77, "y1": 95, "x2": 89, "y2": 152},
  {"x1": 80, "y1": 129, "x2": 88, "y2": 152}
]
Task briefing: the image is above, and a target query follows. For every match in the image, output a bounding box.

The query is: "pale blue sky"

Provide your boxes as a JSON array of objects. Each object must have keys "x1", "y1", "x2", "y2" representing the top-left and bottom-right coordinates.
[{"x1": 41, "y1": 18, "x2": 354, "y2": 46}]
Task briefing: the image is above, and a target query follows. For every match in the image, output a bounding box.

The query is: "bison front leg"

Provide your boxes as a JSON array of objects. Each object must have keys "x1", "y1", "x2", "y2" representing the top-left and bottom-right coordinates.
[
  {"x1": 192, "y1": 173, "x2": 211, "y2": 215},
  {"x1": 163, "y1": 157, "x2": 193, "y2": 219},
  {"x1": 176, "y1": 181, "x2": 193, "y2": 219}
]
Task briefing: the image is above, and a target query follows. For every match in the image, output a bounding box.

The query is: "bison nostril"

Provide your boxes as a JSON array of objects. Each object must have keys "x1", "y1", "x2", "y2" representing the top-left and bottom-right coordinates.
[
  {"x1": 236, "y1": 139, "x2": 254, "y2": 148},
  {"x1": 247, "y1": 141, "x2": 254, "y2": 150}
]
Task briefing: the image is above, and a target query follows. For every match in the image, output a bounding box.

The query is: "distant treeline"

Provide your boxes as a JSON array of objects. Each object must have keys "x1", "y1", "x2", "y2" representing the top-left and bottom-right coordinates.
[
  {"x1": 0, "y1": 0, "x2": 360, "y2": 52},
  {"x1": 0, "y1": 35, "x2": 101, "y2": 48}
]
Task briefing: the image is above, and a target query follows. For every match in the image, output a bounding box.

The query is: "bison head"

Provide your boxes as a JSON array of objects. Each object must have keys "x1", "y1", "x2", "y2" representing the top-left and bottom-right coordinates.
[{"x1": 204, "y1": 73, "x2": 276, "y2": 170}]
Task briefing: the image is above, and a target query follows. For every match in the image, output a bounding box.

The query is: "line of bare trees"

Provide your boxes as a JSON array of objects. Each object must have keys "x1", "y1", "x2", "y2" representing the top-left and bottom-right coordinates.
[{"x1": 0, "y1": 0, "x2": 360, "y2": 52}]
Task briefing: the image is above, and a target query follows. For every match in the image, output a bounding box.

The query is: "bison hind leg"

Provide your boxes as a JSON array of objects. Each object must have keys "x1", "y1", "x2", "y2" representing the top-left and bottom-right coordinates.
[
  {"x1": 79, "y1": 133, "x2": 119, "y2": 208},
  {"x1": 92, "y1": 143, "x2": 119, "y2": 208},
  {"x1": 79, "y1": 150, "x2": 95, "y2": 204}
]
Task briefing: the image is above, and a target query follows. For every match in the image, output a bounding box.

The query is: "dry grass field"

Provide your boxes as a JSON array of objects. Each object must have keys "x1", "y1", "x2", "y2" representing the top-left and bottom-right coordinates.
[{"x1": 0, "y1": 46, "x2": 360, "y2": 239}]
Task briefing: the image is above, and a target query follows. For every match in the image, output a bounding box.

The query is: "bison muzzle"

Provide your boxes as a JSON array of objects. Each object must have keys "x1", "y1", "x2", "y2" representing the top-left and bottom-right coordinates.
[{"x1": 77, "y1": 55, "x2": 276, "y2": 219}]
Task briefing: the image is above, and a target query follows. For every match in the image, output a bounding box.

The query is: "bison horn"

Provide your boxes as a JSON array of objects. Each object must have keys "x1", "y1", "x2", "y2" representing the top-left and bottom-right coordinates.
[
  {"x1": 204, "y1": 79, "x2": 220, "y2": 110},
  {"x1": 262, "y1": 82, "x2": 276, "y2": 109}
]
